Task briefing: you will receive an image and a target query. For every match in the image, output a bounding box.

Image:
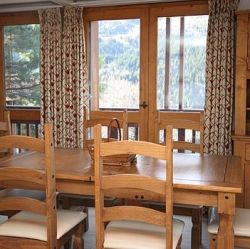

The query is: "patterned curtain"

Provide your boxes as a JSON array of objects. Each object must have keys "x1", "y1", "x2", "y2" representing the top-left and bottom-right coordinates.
[
  {"x1": 39, "y1": 9, "x2": 63, "y2": 145},
  {"x1": 62, "y1": 7, "x2": 88, "y2": 148},
  {"x1": 39, "y1": 7, "x2": 89, "y2": 148},
  {"x1": 204, "y1": 0, "x2": 239, "y2": 155}
]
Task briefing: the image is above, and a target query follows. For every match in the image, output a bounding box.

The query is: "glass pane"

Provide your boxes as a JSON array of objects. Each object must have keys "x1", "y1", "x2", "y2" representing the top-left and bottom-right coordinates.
[
  {"x1": 157, "y1": 15, "x2": 208, "y2": 110},
  {"x1": 4, "y1": 25, "x2": 40, "y2": 107},
  {"x1": 183, "y1": 16, "x2": 208, "y2": 109},
  {"x1": 91, "y1": 19, "x2": 140, "y2": 109},
  {"x1": 157, "y1": 17, "x2": 180, "y2": 110}
]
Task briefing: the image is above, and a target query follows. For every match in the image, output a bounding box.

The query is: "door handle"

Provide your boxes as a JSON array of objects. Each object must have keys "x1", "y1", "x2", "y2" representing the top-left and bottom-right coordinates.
[{"x1": 139, "y1": 101, "x2": 148, "y2": 109}]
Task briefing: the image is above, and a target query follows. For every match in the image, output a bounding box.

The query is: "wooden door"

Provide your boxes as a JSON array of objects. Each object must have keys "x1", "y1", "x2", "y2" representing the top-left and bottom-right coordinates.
[
  {"x1": 84, "y1": 2, "x2": 208, "y2": 142},
  {"x1": 148, "y1": 3, "x2": 208, "y2": 142},
  {"x1": 84, "y1": 5, "x2": 149, "y2": 141}
]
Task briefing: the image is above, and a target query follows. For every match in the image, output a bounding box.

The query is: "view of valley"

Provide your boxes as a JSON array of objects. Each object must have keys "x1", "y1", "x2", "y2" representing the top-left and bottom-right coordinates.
[{"x1": 4, "y1": 15, "x2": 208, "y2": 110}]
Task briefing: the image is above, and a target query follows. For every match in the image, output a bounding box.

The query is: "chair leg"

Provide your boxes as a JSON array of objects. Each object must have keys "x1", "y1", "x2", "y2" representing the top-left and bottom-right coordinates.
[
  {"x1": 60, "y1": 195, "x2": 89, "y2": 233},
  {"x1": 82, "y1": 206, "x2": 89, "y2": 232},
  {"x1": 64, "y1": 238, "x2": 72, "y2": 249},
  {"x1": 209, "y1": 234, "x2": 217, "y2": 249},
  {"x1": 176, "y1": 235, "x2": 182, "y2": 249},
  {"x1": 191, "y1": 208, "x2": 202, "y2": 249},
  {"x1": 73, "y1": 222, "x2": 84, "y2": 249}
]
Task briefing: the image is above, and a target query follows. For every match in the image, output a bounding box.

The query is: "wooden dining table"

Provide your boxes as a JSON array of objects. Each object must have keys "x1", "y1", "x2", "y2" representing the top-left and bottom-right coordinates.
[{"x1": 0, "y1": 148, "x2": 243, "y2": 249}]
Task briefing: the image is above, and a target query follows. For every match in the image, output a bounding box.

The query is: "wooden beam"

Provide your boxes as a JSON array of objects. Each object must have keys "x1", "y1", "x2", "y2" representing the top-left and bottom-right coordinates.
[{"x1": 0, "y1": 11, "x2": 39, "y2": 25}]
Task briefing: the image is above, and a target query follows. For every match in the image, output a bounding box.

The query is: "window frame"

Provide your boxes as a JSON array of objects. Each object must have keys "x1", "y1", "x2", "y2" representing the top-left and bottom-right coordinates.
[
  {"x1": 148, "y1": 1, "x2": 208, "y2": 141},
  {"x1": 157, "y1": 15, "x2": 208, "y2": 110},
  {"x1": 0, "y1": 11, "x2": 39, "y2": 122},
  {"x1": 0, "y1": 2, "x2": 208, "y2": 133},
  {"x1": 84, "y1": 5, "x2": 150, "y2": 140},
  {"x1": 84, "y1": 1, "x2": 208, "y2": 141}
]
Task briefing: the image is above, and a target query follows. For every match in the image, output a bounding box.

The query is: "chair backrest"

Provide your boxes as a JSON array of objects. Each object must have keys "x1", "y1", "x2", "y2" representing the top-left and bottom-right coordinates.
[
  {"x1": 84, "y1": 110, "x2": 128, "y2": 148},
  {"x1": 0, "y1": 111, "x2": 11, "y2": 136},
  {"x1": 0, "y1": 123, "x2": 56, "y2": 248},
  {"x1": 157, "y1": 111, "x2": 204, "y2": 153},
  {"x1": 0, "y1": 111, "x2": 11, "y2": 155},
  {"x1": 94, "y1": 124, "x2": 173, "y2": 249}
]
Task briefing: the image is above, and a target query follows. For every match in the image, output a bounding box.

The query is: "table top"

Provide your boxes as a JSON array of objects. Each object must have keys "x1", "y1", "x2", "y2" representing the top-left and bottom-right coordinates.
[{"x1": 0, "y1": 148, "x2": 243, "y2": 193}]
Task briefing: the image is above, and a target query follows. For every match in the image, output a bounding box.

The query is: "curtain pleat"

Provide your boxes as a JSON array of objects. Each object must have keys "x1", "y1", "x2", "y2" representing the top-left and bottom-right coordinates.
[
  {"x1": 204, "y1": 0, "x2": 239, "y2": 155},
  {"x1": 62, "y1": 7, "x2": 89, "y2": 148},
  {"x1": 39, "y1": 7, "x2": 89, "y2": 148},
  {"x1": 39, "y1": 9, "x2": 63, "y2": 145}
]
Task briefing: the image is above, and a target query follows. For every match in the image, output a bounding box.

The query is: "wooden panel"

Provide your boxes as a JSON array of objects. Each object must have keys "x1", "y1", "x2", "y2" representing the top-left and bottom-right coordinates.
[
  {"x1": 149, "y1": 1, "x2": 208, "y2": 17},
  {"x1": 90, "y1": 110, "x2": 140, "y2": 124},
  {"x1": 158, "y1": 111, "x2": 202, "y2": 130},
  {"x1": 0, "y1": 135, "x2": 44, "y2": 152},
  {"x1": 138, "y1": 7, "x2": 149, "y2": 141},
  {"x1": 0, "y1": 167, "x2": 45, "y2": 186},
  {"x1": 245, "y1": 164, "x2": 250, "y2": 208},
  {"x1": 173, "y1": 141, "x2": 200, "y2": 153},
  {"x1": 103, "y1": 206, "x2": 166, "y2": 226},
  {"x1": 233, "y1": 139, "x2": 247, "y2": 207},
  {"x1": 245, "y1": 143, "x2": 250, "y2": 160},
  {"x1": 101, "y1": 140, "x2": 166, "y2": 159},
  {"x1": 148, "y1": 5, "x2": 158, "y2": 142},
  {"x1": 235, "y1": 236, "x2": 250, "y2": 248},
  {"x1": 0, "y1": 11, "x2": 38, "y2": 25},
  {"x1": 9, "y1": 110, "x2": 40, "y2": 122},
  {"x1": 248, "y1": 15, "x2": 250, "y2": 70},
  {"x1": 84, "y1": 4, "x2": 148, "y2": 20},
  {"x1": 0, "y1": 237, "x2": 47, "y2": 249},
  {"x1": 90, "y1": 111, "x2": 125, "y2": 121},
  {"x1": 0, "y1": 122, "x2": 8, "y2": 131},
  {"x1": 235, "y1": 14, "x2": 248, "y2": 135},
  {"x1": 0, "y1": 197, "x2": 46, "y2": 215},
  {"x1": 102, "y1": 174, "x2": 165, "y2": 195}
]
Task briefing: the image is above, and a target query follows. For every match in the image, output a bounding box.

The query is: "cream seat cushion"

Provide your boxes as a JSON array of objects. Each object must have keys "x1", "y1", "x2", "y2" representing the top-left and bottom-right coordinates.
[
  {"x1": 0, "y1": 189, "x2": 45, "y2": 200},
  {"x1": 104, "y1": 218, "x2": 184, "y2": 249},
  {"x1": 208, "y1": 208, "x2": 250, "y2": 237},
  {"x1": 0, "y1": 209, "x2": 86, "y2": 241}
]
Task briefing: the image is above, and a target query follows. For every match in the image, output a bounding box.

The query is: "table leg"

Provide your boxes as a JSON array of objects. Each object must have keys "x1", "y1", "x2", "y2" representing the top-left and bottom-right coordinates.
[{"x1": 217, "y1": 193, "x2": 235, "y2": 249}]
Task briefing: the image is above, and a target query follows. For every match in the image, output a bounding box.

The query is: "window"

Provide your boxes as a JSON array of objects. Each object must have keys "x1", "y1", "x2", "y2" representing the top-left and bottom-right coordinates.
[
  {"x1": 85, "y1": 3, "x2": 208, "y2": 141},
  {"x1": 4, "y1": 24, "x2": 40, "y2": 107},
  {"x1": 157, "y1": 15, "x2": 208, "y2": 110},
  {"x1": 90, "y1": 19, "x2": 140, "y2": 110}
]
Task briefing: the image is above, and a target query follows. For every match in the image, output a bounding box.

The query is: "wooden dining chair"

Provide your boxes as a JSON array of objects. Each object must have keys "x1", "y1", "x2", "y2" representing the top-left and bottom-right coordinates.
[
  {"x1": 157, "y1": 111, "x2": 204, "y2": 153},
  {"x1": 0, "y1": 123, "x2": 87, "y2": 249},
  {"x1": 208, "y1": 208, "x2": 250, "y2": 248},
  {"x1": 84, "y1": 109, "x2": 128, "y2": 149},
  {"x1": 94, "y1": 124, "x2": 184, "y2": 249},
  {"x1": 60, "y1": 110, "x2": 128, "y2": 212},
  {"x1": 0, "y1": 111, "x2": 47, "y2": 218},
  {"x1": 153, "y1": 111, "x2": 204, "y2": 249}
]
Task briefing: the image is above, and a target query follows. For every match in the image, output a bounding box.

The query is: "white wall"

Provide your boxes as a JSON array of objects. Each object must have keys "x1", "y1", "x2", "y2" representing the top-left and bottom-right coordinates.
[{"x1": 239, "y1": 0, "x2": 250, "y2": 10}]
